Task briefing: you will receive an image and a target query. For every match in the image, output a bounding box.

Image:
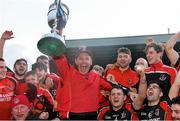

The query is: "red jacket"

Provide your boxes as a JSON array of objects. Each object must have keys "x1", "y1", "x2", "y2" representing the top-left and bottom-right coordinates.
[{"x1": 53, "y1": 55, "x2": 112, "y2": 117}]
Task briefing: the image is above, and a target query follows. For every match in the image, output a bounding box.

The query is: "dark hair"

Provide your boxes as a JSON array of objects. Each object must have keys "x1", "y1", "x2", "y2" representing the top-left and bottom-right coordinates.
[
  {"x1": 111, "y1": 84, "x2": 128, "y2": 95},
  {"x1": 117, "y1": 47, "x2": 131, "y2": 56},
  {"x1": 0, "y1": 58, "x2": 5, "y2": 62},
  {"x1": 171, "y1": 96, "x2": 180, "y2": 105},
  {"x1": 36, "y1": 55, "x2": 49, "y2": 62},
  {"x1": 144, "y1": 43, "x2": 164, "y2": 54},
  {"x1": 32, "y1": 62, "x2": 47, "y2": 72},
  {"x1": 13, "y1": 58, "x2": 27, "y2": 68}
]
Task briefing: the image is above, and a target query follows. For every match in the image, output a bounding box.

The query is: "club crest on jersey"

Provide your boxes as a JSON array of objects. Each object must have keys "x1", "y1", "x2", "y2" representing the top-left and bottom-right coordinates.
[
  {"x1": 155, "y1": 109, "x2": 160, "y2": 116},
  {"x1": 121, "y1": 111, "x2": 126, "y2": 119},
  {"x1": 148, "y1": 111, "x2": 153, "y2": 118},
  {"x1": 104, "y1": 115, "x2": 111, "y2": 119},
  {"x1": 128, "y1": 79, "x2": 132, "y2": 85},
  {"x1": 159, "y1": 74, "x2": 166, "y2": 81},
  {"x1": 8, "y1": 84, "x2": 14, "y2": 90}
]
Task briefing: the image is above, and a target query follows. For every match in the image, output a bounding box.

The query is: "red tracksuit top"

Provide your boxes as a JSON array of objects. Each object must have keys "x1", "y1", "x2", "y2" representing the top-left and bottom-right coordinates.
[{"x1": 53, "y1": 55, "x2": 112, "y2": 113}]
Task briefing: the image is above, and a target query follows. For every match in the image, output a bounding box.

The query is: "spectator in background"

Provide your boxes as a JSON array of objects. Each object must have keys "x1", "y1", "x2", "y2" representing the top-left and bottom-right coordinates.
[
  {"x1": 134, "y1": 57, "x2": 148, "y2": 71},
  {"x1": 92, "y1": 65, "x2": 110, "y2": 109},
  {"x1": 36, "y1": 55, "x2": 50, "y2": 71},
  {"x1": 92, "y1": 65, "x2": 104, "y2": 76}
]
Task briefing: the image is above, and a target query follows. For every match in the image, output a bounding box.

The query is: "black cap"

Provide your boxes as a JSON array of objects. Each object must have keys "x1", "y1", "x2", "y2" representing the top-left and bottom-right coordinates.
[{"x1": 75, "y1": 46, "x2": 93, "y2": 58}]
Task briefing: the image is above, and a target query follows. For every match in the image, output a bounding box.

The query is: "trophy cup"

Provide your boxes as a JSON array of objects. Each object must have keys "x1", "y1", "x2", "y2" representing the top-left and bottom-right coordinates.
[{"x1": 37, "y1": 0, "x2": 69, "y2": 57}]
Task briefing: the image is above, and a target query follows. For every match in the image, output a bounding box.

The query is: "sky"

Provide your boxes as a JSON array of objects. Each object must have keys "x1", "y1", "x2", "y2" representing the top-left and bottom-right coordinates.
[{"x1": 0, "y1": 0, "x2": 180, "y2": 70}]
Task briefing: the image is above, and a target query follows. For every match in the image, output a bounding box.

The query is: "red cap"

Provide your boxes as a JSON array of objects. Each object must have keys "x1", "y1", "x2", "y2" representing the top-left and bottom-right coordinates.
[{"x1": 12, "y1": 95, "x2": 31, "y2": 108}]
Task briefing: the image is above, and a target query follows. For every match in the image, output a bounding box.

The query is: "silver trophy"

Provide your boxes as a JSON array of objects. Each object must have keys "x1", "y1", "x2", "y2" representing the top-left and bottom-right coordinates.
[{"x1": 37, "y1": 0, "x2": 69, "y2": 56}]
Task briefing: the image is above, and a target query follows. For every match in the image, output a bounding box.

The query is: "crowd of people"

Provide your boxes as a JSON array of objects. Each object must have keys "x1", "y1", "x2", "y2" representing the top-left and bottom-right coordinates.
[{"x1": 0, "y1": 30, "x2": 180, "y2": 120}]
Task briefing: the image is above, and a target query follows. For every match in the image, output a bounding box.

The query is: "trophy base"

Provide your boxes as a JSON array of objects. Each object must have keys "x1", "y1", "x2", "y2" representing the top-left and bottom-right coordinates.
[{"x1": 37, "y1": 33, "x2": 66, "y2": 57}]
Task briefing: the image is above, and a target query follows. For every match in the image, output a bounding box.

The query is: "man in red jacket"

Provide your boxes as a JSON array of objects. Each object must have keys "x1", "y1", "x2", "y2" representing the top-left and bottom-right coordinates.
[{"x1": 52, "y1": 46, "x2": 112, "y2": 120}]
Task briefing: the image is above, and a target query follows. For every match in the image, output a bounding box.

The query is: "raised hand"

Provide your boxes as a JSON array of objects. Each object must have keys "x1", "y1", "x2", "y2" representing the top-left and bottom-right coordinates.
[{"x1": 1, "y1": 30, "x2": 14, "y2": 41}]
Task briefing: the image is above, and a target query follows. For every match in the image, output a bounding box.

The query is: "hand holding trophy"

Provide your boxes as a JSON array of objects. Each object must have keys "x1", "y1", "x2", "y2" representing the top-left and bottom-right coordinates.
[{"x1": 37, "y1": 0, "x2": 69, "y2": 57}]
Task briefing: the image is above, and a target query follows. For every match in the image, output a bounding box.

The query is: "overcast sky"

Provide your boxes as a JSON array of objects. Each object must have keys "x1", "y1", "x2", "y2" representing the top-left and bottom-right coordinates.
[{"x1": 0, "y1": 0, "x2": 180, "y2": 70}]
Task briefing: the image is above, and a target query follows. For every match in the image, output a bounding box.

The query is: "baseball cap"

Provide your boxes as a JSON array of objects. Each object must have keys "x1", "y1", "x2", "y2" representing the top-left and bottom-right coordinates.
[
  {"x1": 12, "y1": 95, "x2": 31, "y2": 108},
  {"x1": 75, "y1": 46, "x2": 93, "y2": 58}
]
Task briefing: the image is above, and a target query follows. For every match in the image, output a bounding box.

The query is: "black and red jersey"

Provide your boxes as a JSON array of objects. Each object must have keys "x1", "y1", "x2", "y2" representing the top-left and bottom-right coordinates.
[
  {"x1": 138, "y1": 101, "x2": 172, "y2": 120},
  {"x1": 145, "y1": 61, "x2": 177, "y2": 99},
  {"x1": 98, "y1": 103, "x2": 138, "y2": 120}
]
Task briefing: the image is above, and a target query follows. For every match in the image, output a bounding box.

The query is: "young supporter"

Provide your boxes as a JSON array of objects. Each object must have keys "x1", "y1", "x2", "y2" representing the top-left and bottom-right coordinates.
[{"x1": 52, "y1": 46, "x2": 112, "y2": 120}]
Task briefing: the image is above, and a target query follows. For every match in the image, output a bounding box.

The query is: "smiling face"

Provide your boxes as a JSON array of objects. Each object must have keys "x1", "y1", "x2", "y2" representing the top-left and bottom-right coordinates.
[
  {"x1": 146, "y1": 47, "x2": 162, "y2": 65},
  {"x1": 14, "y1": 60, "x2": 27, "y2": 76},
  {"x1": 12, "y1": 104, "x2": 30, "y2": 120},
  {"x1": 117, "y1": 52, "x2": 131, "y2": 69},
  {"x1": 75, "y1": 52, "x2": 92, "y2": 74},
  {"x1": 109, "y1": 88, "x2": 126, "y2": 111},
  {"x1": 172, "y1": 104, "x2": 180, "y2": 120}
]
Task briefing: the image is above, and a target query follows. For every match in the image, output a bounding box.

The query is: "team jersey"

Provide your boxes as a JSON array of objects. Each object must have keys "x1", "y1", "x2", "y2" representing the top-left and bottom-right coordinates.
[
  {"x1": 145, "y1": 61, "x2": 177, "y2": 99},
  {"x1": 138, "y1": 101, "x2": 172, "y2": 120},
  {"x1": 53, "y1": 55, "x2": 112, "y2": 118},
  {"x1": 98, "y1": 103, "x2": 138, "y2": 120},
  {"x1": 105, "y1": 67, "x2": 139, "y2": 89},
  {"x1": 0, "y1": 76, "x2": 17, "y2": 120}
]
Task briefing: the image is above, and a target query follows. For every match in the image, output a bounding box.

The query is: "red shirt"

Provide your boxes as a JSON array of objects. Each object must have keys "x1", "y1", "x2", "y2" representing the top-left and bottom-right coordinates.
[
  {"x1": 106, "y1": 67, "x2": 139, "y2": 88},
  {"x1": 53, "y1": 55, "x2": 112, "y2": 116},
  {"x1": 0, "y1": 76, "x2": 17, "y2": 120}
]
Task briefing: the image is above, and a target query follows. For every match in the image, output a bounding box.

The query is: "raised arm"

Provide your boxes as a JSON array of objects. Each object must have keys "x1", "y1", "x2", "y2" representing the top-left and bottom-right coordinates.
[
  {"x1": 0, "y1": 30, "x2": 14, "y2": 58},
  {"x1": 132, "y1": 65, "x2": 147, "y2": 110},
  {"x1": 164, "y1": 31, "x2": 180, "y2": 65},
  {"x1": 169, "y1": 70, "x2": 180, "y2": 100}
]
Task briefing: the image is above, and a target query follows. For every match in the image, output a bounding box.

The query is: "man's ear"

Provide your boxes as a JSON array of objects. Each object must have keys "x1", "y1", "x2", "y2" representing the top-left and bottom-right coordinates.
[{"x1": 159, "y1": 91, "x2": 163, "y2": 98}]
